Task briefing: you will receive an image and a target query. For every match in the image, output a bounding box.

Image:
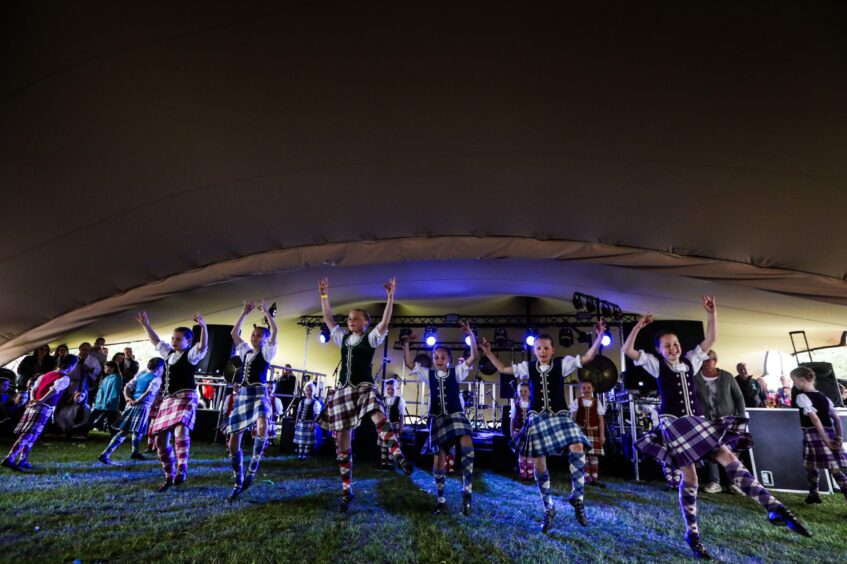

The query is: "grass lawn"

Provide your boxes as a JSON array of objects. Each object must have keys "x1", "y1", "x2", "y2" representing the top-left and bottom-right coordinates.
[{"x1": 0, "y1": 435, "x2": 845, "y2": 563}]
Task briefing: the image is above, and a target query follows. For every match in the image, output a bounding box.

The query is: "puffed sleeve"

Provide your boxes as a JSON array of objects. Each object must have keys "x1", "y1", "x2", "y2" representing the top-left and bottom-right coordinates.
[{"x1": 633, "y1": 350, "x2": 660, "y2": 378}]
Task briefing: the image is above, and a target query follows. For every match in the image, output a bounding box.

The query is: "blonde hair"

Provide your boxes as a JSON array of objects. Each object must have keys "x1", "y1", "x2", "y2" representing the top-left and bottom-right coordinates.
[{"x1": 790, "y1": 366, "x2": 815, "y2": 382}]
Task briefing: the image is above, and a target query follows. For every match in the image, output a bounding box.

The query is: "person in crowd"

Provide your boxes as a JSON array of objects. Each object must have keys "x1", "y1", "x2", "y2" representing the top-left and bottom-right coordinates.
[
  {"x1": 68, "y1": 342, "x2": 102, "y2": 400},
  {"x1": 840, "y1": 382, "x2": 847, "y2": 404},
  {"x1": 624, "y1": 298, "x2": 809, "y2": 560},
  {"x1": 735, "y1": 363, "x2": 766, "y2": 408},
  {"x1": 790, "y1": 366, "x2": 847, "y2": 505},
  {"x1": 122, "y1": 347, "x2": 140, "y2": 382},
  {"x1": 0, "y1": 370, "x2": 15, "y2": 429},
  {"x1": 293, "y1": 382, "x2": 322, "y2": 459},
  {"x1": 695, "y1": 349, "x2": 747, "y2": 494},
  {"x1": 274, "y1": 364, "x2": 298, "y2": 416},
  {"x1": 481, "y1": 322, "x2": 605, "y2": 532},
  {"x1": 570, "y1": 379, "x2": 607, "y2": 488},
  {"x1": 137, "y1": 310, "x2": 208, "y2": 491},
  {"x1": 316, "y1": 277, "x2": 413, "y2": 514},
  {"x1": 224, "y1": 301, "x2": 278, "y2": 502},
  {"x1": 378, "y1": 378, "x2": 406, "y2": 469},
  {"x1": 89, "y1": 361, "x2": 122, "y2": 433},
  {"x1": 92, "y1": 337, "x2": 108, "y2": 368},
  {"x1": 99, "y1": 358, "x2": 165, "y2": 463},
  {"x1": 2, "y1": 355, "x2": 78, "y2": 471},
  {"x1": 52, "y1": 344, "x2": 69, "y2": 366},
  {"x1": 54, "y1": 389, "x2": 91, "y2": 438},
  {"x1": 510, "y1": 381, "x2": 534, "y2": 480},
  {"x1": 775, "y1": 375, "x2": 793, "y2": 408},
  {"x1": 15, "y1": 345, "x2": 56, "y2": 393}
]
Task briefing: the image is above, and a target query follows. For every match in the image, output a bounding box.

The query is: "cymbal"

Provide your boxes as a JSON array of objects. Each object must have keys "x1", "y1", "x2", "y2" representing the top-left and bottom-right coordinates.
[
  {"x1": 577, "y1": 355, "x2": 619, "y2": 393},
  {"x1": 223, "y1": 355, "x2": 243, "y2": 384}
]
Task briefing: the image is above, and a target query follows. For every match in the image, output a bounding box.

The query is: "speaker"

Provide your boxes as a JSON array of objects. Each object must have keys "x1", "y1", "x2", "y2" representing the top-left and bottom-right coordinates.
[
  {"x1": 799, "y1": 362, "x2": 845, "y2": 407},
  {"x1": 192, "y1": 324, "x2": 234, "y2": 375},
  {"x1": 621, "y1": 320, "x2": 705, "y2": 393},
  {"x1": 499, "y1": 373, "x2": 517, "y2": 399}
]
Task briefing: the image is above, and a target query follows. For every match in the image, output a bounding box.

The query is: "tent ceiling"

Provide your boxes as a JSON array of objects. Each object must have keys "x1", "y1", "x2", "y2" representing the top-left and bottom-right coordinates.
[{"x1": 2, "y1": 2, "x2": 847, "y2": 362}]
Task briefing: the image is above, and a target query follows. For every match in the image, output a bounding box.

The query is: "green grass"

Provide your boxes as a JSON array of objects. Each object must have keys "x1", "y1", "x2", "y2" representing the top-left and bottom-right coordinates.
[{"x1": 0, "y1": 435, "x2": 846, "y2": 563}]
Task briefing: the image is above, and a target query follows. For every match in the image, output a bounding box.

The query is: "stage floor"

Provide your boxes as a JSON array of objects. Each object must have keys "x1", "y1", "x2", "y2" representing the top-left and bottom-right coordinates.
[{"x1": 0, "y1": 435, "x2": 845, "y2": 563}]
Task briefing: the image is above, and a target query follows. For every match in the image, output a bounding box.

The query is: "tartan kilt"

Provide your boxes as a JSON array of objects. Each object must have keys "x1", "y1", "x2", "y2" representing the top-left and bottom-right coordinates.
[
  {"x1": 318, "y1": 383, "x2": 384, "y2": 432},
  {"x1": 422, "y1": 412, "x2": 472, "y2": 455},
  {"x1": 581, "y1": 425, "x2": 605, "y2": 456},
  {"x1": 226, "y1": 386, "x2": 272, "y2": 434},
  {"x1": 509, "y1": 411, "x2": 591, "y2": 458},
  {"x1": 377, "y1": 422, "x2": 402, "y2": 448},
  {"x1": 294, "y1": 420, "x2": 317, "y2": 446},
  {"x1": 149, "y1": 390, "x2": 199, "y2": 435},
  {"x1": 802, "y1": 427, "x2": 847, "y2": 470},
  {"x1": 636, "y1": 415, "x2": 753, "y2": 469},
  {"x1": 112, "y1": 404, "x2": 152, "y2": 435},
  {"x1": 14, "y1": 402, "x2": 54, "y2": 436}
]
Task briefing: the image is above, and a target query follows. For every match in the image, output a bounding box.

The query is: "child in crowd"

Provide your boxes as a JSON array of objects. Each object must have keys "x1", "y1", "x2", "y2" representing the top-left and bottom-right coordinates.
[
  {"x1": 98, "y1": 358, "x2": 165, "y2": 463},
  {"x1": 404, "y1": 322, "x2": 477, "y2": 516},
  {"x1": 294, "y1": 382, "x2": 322, "y2": 459},
  {"x1": 570, "y1": 379, "x2": 606, "y2": 488},
  {"x1": 2, "y1": 355, "x2": 78, "y2": 471},
  {"x1": 790, "y1": 366, "x2": 847, "y2": 505},
  {"x1": 137, "y1": 311, "x2": 208, "y2": 491},
  {"x1": 90, "y1": 361, "x2": 123, "y2": 432},
  {"x1": 379, "y1": 379, "x2": 406, "y2": 469},
  {"x1": 481, "y1": 322, "x2": 604, "y2": 532},
  {"x1": 510, "y1": 381, "x2": 534, "y2": 480}
]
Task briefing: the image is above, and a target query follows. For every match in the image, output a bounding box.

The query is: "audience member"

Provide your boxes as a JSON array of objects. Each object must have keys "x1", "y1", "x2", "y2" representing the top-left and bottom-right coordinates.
[
  {"x1": 15, "y1": 345, "x2": 56, "y2": 393},
  {"x1": 735, "y1": 362, "x2": 766, "y2": 408}
]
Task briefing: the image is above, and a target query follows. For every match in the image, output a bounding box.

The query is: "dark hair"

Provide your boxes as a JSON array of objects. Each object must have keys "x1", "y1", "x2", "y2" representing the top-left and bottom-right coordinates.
[
  {"x1": 790, "y1": 366, "x2": 815, "y2": 382},
  {"x1": 147, "y1": 357, "x2": 166, "y2": 372},
  {"x1": 535, "y1": 334, "x2": 555, "y2": 346},
  {"x1": 54, "y1": 344, "x2": 68, "y2": 356},
  {"x1": 580, "y1": 379, "x2": 595, "y2": 387},
  {"x1": 433, "y1": 346, "x2": 453, "y2": 362},
  {"x1": 414, "y1": 353, "x2": 433, "y2": 369},
  {"x1": 111, "y1": 352, "x2": 125, "y2": 362},
  {"x1": 517, "y1": 381, "x2": 530, "y2": 389},
  {"x1": 104, "y1": 361, "x2": 119, "y2": 371},
  {"x1": 653, "y1": 331, "x2": 676, "y2": 350},
  {"x1": 59, "y1": 354, "x2": 79, "y2": 370},
  {"x1": 174, "y1": 327, "x2": 194, "y2": 342},
  {"x1": 253, "y1": 326, "x2": 271, "y2": 339}
]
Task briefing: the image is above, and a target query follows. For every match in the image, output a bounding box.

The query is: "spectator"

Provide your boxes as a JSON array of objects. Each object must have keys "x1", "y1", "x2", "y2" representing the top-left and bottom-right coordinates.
[
  {"x1": 775, "y1": 375, "x2": 793, "y2": 408},
  {"x1": 121, "y1": 347, "x2": 140, "y2": 382},
  {"x1": 695, "y1": 350, "x2": 746, "y2": 494},
  {"x1": 53, "y1": 390, "x2": 91, "y2": 439},
  {"x1": 67, "y1": 342, "x2": 101, "y2": 399},
  {"x1": 735, "y1": 362, "x2": 766, "y2": 408},
  {"x1": 0, "y1": 370, "x2": 14, "y2": 428},
  {"x1": 15, "y1": 345, "x2": 56, "y2": 393},
  {"x1": 91, "y1": 337, "x2": 108, "y2": 368},
  {"x1": 90, "y1": 361, "x2": 122, "y2": 433},
  {"x1": 274, "y1": 364, "x2": 297, "y2": 416},
  {"x1": 53, "y1": 344, "x2": 69, "y2": 365}
]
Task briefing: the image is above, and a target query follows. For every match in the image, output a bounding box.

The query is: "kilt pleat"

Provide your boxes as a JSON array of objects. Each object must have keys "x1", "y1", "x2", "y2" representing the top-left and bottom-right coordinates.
[
  {"x1": 509, "y1": 411, "x2": 591, "y2": 458},
  {"x1": 802, "y1": 426, "x2": 847, "y2": 470},
  {"x1": 226, "y1": 386, "x2": 272, "y2": 434},
  {"x1": 318, "y1": 383, "x2": 383, "y2": 432},
  {"x1": 294, "y1": 420, "x2": 317, "y2": 445},
  {"x1": 112, "y1": 404, "x2": 152, "y2": 435},
  {"x1": 14, "y1": 402, "x2": 53, "y2": 436},
  {"x1": 421, "y1": 412, "x2": 472, "y2": 455},
  {"x1": 149, "y1": 390, "x2": 198, "y2": 435},
  {"x1": 635, "y1": 414, "x2": 752, "y2": 469}
]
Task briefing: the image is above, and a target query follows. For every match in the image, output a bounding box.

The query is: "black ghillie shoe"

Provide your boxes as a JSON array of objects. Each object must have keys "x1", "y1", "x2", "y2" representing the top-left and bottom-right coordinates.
[
  {"x1": 805, "y1": 493, "x2": 822, "y2": 504},
  {"x1": 157, "y1": 479, "x2": 174, "y2": 493},
  {"x1": 130, "y1": 452, "x2": 146, "y2": 461},
  {"x1": 1, "y1": 457, "x2": 22, "y2": 472},
  {"x1": 17, "y1": 460, "x2": 32, "y2": 470},
  {"x1": 769, "y1": 506, "x2": 812, "y2": 537},
  {"x1": 340, "y1": 491, "x2": 354, "y2": 513},
  {"x1": 685, "y1": 531, "x2": 713, "y2": 560},
  {"x1": 432, "y1": 501, "x2": 446, "y2": 515},
  {"x1": 541, "y1": 507, "x2": 556, "y2": 533},
  {"x1": 241, "y1": 472, "x2": 255, "y2": 492},
  {"x1": 226, "y1": 486, "x2": 243, "y2": 503},
  {"x1": 462, "y1": 492, "x2": 472, "y2": 516},
  {"x1": 174, "y1": 468, "x2": 188, "y2": 486},
  {"x1": 98, "y1": 454, "x2": 111, "y2": 465},
  {"x1": 569, "y1": 497, "x2": 588, "y2": 526}
]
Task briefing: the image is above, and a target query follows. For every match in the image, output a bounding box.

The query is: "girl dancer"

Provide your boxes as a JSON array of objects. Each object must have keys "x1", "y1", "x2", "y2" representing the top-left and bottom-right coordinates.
[
  {"x1": 294, "y1": 382, "x2": 322, "y2": 459},
  {"x1": 225, "y1": 301, "x2": 278, "y2": 501},
  {"x1": 317, "y1": 277, "x2": 413, "y2": 513},
  {"x1": 98, "y1": 358, "x2": 165, "y2": 463},
  {"x1": 138, "y1": 311, "x2": 208, "y2": 491},
  {"x1": 403, "y1": 322, "x2": 477, "y2": 516},
  {"x1": 511, "y1": 381, "x2": 535, "y2": 480},
  {"x1": 480, "y1": 323, "x2": 605, "y2": 532},
  {"x1": 378, "y1": 378, "x2": 406, "y2": 469},
  {"x1": 570, "y1": 379, "x2": 606, "y2": 488},
  {"x1": 623, "y1": 298, "x2": 810, "y2": 559}
]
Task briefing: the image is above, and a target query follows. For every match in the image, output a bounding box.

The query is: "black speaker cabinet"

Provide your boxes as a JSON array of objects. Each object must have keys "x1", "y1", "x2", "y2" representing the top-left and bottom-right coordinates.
[
  {"x1": 799, "y1": 362, "x2": 845, "y2": 407},
  {"x1": 192, "y1": 324, "x2": 234, "y2": 376},
  {"x1": 621, "y1": 320, "x2": 705, "y2": 393}
]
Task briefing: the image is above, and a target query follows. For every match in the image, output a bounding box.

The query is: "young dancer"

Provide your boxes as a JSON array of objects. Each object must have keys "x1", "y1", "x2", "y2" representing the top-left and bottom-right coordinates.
[
  {"x1": 480, "y1": 322, "x2": 605, "y2": 532},
  {"x1": 2, "y1": 355, "x2": 78, "y2": 471},
  {"x1": 510, "y1": 381, "x2": 535, "y2": 480},
  {"x1": 98, "y1": 358, "x2": 165, "y2": 463},
  {"x1": 790, "y1": 366, "x2": 847, "y2": 505},
  {"x1": 317, "y1": 277, "x2": 413, "y2": 513},
  {"x1": 403, "y1": 322, "x2": 477, "y2": 516},
  {"x1": 378, "y1": 378, "x2": 406, "y2": 469},
  {"x1": 623, "y1": 298, "x2": 810, "y2": 559},
  {"x1": 225, "y1": 301, "x2": 278, "y2": 501},
  {"x1": 137, "y1": 311, "x2": 208, "y2": 491},
  {"x1": 90, "y1": 361, "x2": 122, "y2": 432},
  {"x1": 570, "y1": 379, "x2": 606, "y2": 488},
  {"x1": 294, "y1": 382, "x2": 322, "y2": 459}
]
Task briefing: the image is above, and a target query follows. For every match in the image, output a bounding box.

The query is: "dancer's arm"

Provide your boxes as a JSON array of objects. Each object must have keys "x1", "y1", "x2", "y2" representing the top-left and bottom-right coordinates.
[
  {"x1": 374, "y1": 278, "x2": 396, "y2": 336},
  {"x1": 136, "y1": 311, "x2": 161, "y2": 347},
  {"x1": 622, "y1": 314, "x2": 653, "y2": 362},
  {"x1": 231, "y1": 301, "x2": 255, "y2": 347},
  {"x1": 579, "y1": 320, "x2": 606, "y2": 365},
  {"x1": 318, "y1": 277, "x2": 337, "y2": 331},
  {"x1": 700, "y1": 296, "x2": 717, "y2": 352}
]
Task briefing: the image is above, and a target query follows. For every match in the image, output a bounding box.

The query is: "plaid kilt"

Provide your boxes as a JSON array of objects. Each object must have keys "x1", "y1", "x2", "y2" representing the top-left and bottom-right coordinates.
[
  {"x1": 318, "y1": 383, "x2": 384, "y2": 432},
  {"x1": 509, "y1": 411, "x2": 591, "y2": 458},
  {"x1": 802, "y1": 427, "x2": 847, "y2": 470},
  {"x1": 112, "y1": 404, "x2": 152, "y2": 435},
  {"x1": 636, "y1": 415, "x2": 753, "y2": 469},
  {"x1": 581, "y1": 425, "x2": 605, "y2": 456},
  {"x1": 378, "y1": 422, "x2": 403, "y2": 448},
  {"x1": 294, "y1": 420, "x2": 317, "y2": 446},
  {"x1": 149, "y1": 390, "x2": 199, "y2": 435},
  {"x1": 226, "y1": 386, "x2": 272, "y2": 434},
  {"x1": 14, "y1": 402, "x2": 54, "y2": 436},
  {"x1": 422, "y1": 412, "x2": 472, "y2": 455}
]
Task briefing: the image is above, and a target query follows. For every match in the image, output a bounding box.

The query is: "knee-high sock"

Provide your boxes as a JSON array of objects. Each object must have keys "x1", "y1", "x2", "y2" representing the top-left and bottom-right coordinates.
[
  {"x1": 103, "y1": 431, "x2": 128, "y2": 457},
  {"x1": 17, "y1": 437, "x2": 37, "y2": 463},
  {"x1": 806, "y1": 467, "x2": 820, "y2": 495},
  {"x1": 374, "y1": 417, "x2": 404, "y2": 462},
  {"x1": 535, "y1": 469, "x2": 553, "y2": 511},
  {"x1": 380, "y1": 445, "x2": 390, "y2": 465},
  {"x1": 174, "y1": 433, "x2": 190, "y2": 471},
  {"x1": 586, "y1": 456, "x2": 599, "y2": 479},
  {"x1": 460, "y1": 445, "x2": 474, "y2": 494},
  {"x1": 231, "y1": 449, "x2": 243, "y2": 487},
  {"x1": 248, "y1": 434, "x2": 267, "y2": 476},
  {"x1": 679, "y1": 480, "x2": 700, "y2": 535},
  {"x1": 434, "y1": 467, "x2": 447, "y2": 503},
  {"x1": 831, "y1": 469, "x2": 847, "y2": 492},
  {"x1": 7, "y1": 432, "x2": 34, "y2": 462},
  {"x1": 131, "y1": 433, "x2": 142, "y2": 454},
  {"x1": 568, "y1": 451, "x2": 586, "y2": 501},
  {"x1": 337, "y1": 450, "x2": 352, "y2": 493},
  {"x1": 724, "y1": 460, "x2": 782, "y2": 512},
  {"x1": 156, "y1": 437, "x2": 175, "y2": 480}
]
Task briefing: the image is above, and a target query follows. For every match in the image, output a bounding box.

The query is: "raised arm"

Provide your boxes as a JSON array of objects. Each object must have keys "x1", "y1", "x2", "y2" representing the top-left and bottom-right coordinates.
[
  {"x1": 258, "y1": 300, "x2": 278, "y2": 345},
  {"x1": 194, "y1": 313, "x2": 208, "y2": 355},
  {"x1": 402, "y1": 332, "x2": 417, "y2": 370},
  {"x1": 622, "y1": 314, "x2": 653, "y2": 361},
  {"x1": 318, "y1": 278, "x2": 338, "y2": 331},
  {"x1": 479, "y1": 338, "x2": 513, "y2": 375},
  {"x1": 460, "y1": 321, "x2": 477, "y2": 366},
  {"x1": 136, "y1": 311, "x2": 161, "y2": 347},
  {"x1": 375, "y1": 277, "x2": 396, "y2": 336},
  {"x1": 231, "y1": 301, "x2": 255, "y2": 347},
  {"x1": 579, "y1": 320, "x2": 606, "y2": 365},
  {"x1": 700, "y1": 296, "x2": 717, "y2": 352}
]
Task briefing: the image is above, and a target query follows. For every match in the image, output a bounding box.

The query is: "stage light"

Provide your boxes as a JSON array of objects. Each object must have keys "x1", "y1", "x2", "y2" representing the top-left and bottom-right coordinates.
[
  {"x1": 585, "y1": 298, "x2": 597, "y2": 313},
  {"x1": 319, "y1": 324, "x2": 331, "y2": 344},
  {"x1": 424, "y1": 326, "x2": 438, "y2": 347},
  {"x1": 558, "y1": 326, "x2": 574, "y2": 348},
  {"x1": 493, "y1": 327, "x2": 509, "y2": 346},
  {"x1": 524, "y1": 328, "x2": 538, "y2": 347},
  {"x1": 577, "y1": 329, "x2": 592, "y2": 345},
  {"x1": 601, "y1": 329, "x2": 612, "y2": 347},
  {"x1": 600, "y1": 301, "x2": 613, "y2": 318},
  {"x1": 572, "y1": 293, "x2": 585, "y2": 310}
]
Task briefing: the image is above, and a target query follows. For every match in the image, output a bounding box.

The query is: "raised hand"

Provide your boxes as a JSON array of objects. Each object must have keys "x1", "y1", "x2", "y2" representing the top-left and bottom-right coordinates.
[
  {"x1": 635, "y1": 314, "x2": 654, "y2": 331},
  {"x1": 594, "y1": 319, "x2": 607, "y2": 338},
  {"x1": 459, "y1": 320, "x2": 473, "y2": 335},
  {"x1": 384, "y1": 277, "x2": 397, "y2": 298},
  {"x1": 479, "y1": 338, "x2": 492, "y2": 355},
  {"x1": 193, "y1": 313, "x2": 206, "y2": 326},
  {"x1": 242, "y1": 301, "x2": 255, "y2": 315},
  {"x1": 135, "y1": 311, "x2": 150, "y2": 326},
  {"x1": 703, "y1": 296, "x2": 716, "y2": 314},
  {"x1": 256, "y1": 300, "x2": 268, "y2": 313},
  {"x1": 319, "y1": 277, "x2": 329, "y2": 295}
]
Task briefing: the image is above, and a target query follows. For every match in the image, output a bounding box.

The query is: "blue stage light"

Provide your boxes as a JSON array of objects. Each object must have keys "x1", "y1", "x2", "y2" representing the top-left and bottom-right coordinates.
[
  {"x1": 524, "y1": 329, "x2": 538, "y2": 347},
  {"x1": 319, "y1": 325, "x2": 331, "y2": 344},
  {"x1": 424, "y1": 326, "x2": 438, "y2": 347},
  {"x1": 601, "y1": 330, "x2": 612, "y2": 347}
]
